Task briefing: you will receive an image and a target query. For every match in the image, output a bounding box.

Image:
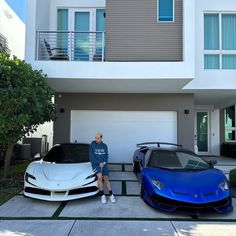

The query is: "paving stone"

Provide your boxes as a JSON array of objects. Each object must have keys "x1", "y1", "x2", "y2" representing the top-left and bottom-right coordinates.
[
  {"x1": 0, "y1": 196, "x2": 60, "y2": 217},
  {"x1": 172, "y1": 221, "x2": 236, "y2": 236},
  {"x1": 107, "y1": 164, "x2": 122, "y2": 171},
  {"x1": 124, "y1": 164, "x2": 133, "y2": 172},
  {"x1": 104, "y1": 181, "x2": 122, "y2": 195},
  {"x1": 70, "y1": 220, "x2": 176, "y2": 236},
  {"x1": 126, "y1": 181, "x2": 140, "y2": 195},
  {"x1": 109, "y1": 172, "x2": 138, "y2": 181},
  {"x1": 60, "y1": 196, "x2": 189, "y2": 219},
  {"x1": 0, "y1": 220, "x2": 74, "y2": 236}
]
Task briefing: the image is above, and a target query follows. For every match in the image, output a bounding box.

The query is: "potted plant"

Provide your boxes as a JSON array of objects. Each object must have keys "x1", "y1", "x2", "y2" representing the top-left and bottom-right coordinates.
[{"x1": 229, "y1": 169, "x2": 236, "y2": 198}]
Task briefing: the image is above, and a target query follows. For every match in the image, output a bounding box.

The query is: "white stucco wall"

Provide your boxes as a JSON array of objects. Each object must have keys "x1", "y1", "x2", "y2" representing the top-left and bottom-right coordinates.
[
  {"x1": 184, "y1": 0, "x2": 236, "y2": 90},
  {"x1": 0, "y1": 0, "x2": 25, "y2": 59},
  {"x1": 28, "y1": 122, "x2": 54, "y2": 149}
]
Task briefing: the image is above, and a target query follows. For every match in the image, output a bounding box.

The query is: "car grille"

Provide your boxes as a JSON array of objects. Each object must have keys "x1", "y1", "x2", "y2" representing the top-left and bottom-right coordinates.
[
  {"x1": 24, "y1": 187, "x2": 51, "y2": 196},
  {"x1": 69, "y1": 186, "x2": 98, "y2": 195},
  {"x1": 151, "y1": 194, "x2": 231, "y2": 210}
]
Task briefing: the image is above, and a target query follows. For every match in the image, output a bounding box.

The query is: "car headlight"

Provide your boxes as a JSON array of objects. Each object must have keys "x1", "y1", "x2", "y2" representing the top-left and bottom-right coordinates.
[
  {"x1": 151, "y1": 178, "x2": 164, "y2": 190},
  {"x1": 219, "y1": 181, "x2": 229, "y2": 191},
  {"x1": 25, "y1": 172, "x2": 36, "y2": 185}
]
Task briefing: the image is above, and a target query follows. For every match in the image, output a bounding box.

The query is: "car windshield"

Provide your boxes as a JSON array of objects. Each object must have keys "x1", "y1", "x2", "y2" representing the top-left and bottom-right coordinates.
[
  {"x1": 43, "y1": 144, "x2": 90, "y2": 163},
  {"x1": 147, "y1": 150, "x2": 210, "y2": 170}
]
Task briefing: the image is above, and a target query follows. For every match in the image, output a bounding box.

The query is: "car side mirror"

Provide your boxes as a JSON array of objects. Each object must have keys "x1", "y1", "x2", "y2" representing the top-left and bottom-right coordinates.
[{"x1": 208, "y1": 160, "x2": 217, "y2": 166}]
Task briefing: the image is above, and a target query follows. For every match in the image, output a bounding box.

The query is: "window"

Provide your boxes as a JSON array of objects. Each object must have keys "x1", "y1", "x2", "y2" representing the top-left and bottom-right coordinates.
[
  {"x1": 204, "y1": 14, "x2": 219, "y2": 50},
  {"x1": 57, "y1": 9, "x2": 68, "y2": 31},
  {"x1": 204, "y1": 55, "x2": 219, "y2": 69},
  {"x1": 96, "y1": 9, "x2": 105, "y2": 55},
  {"x1": 224, "y1": 106, "x2": 236, "y2": 141},
  {"x1": 57, "y1": 9, "x2": 68, "y2": 51},
  {"x1": 158, "y1": 0, "x2": 174, "y2": 22},
  {"x1": 204, "y1": 13, "x2": 236, "y2": 69}
]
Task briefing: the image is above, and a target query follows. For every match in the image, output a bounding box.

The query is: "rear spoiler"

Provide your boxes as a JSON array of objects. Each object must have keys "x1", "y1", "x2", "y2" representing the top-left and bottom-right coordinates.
[{"x1": 137, "y1": 142, "x2": 183, "y2": 148}]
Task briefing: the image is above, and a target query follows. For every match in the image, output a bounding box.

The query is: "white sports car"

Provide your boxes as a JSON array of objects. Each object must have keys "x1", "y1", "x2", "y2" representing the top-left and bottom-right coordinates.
[{"x1": 24, "y1": 143, "x2": 99, "y2": 201}]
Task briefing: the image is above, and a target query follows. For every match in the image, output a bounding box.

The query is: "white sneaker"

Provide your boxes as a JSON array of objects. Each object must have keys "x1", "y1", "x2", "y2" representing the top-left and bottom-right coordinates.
[
  {"x1": 101, "y1": 195, "x2": 106, "y2": 204},
  {"x1": 109, "y1": 194, "x2": 116, "y2": 203}
]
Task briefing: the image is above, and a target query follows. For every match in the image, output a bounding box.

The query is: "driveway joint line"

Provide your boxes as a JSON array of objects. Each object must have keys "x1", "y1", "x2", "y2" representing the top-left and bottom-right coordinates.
[
  {"x1": 67, "y1": 219, "x2": 76, "y2": 236},
  {"x1": 170, "y1": 220, "x2": 180, "y2": 236}
]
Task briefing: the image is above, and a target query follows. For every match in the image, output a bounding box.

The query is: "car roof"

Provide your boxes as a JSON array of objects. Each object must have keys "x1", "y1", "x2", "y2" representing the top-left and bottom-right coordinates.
[
  {"x1": 54, "y1": 143, "x2": 90, "y2": 147},
  {"x1": 138, "y1": 145, "x2": 194, "y2": 154},
  {"x1": 147, "y1": 146, "x2": 191, "y2": 152}
]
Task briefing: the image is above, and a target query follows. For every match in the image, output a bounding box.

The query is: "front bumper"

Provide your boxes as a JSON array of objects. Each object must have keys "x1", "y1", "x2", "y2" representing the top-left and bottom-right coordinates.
[
  {"x1": 24, "y1": 180, "x2": 99, "y2": 201},
  {"x1": 145, "y1": 192, "x2": 233, "y2": 215}
]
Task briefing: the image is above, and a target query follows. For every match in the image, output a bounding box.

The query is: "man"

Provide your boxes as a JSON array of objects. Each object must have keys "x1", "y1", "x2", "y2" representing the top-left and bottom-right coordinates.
[{"x1": 89, "y1": 133, "x2": 116, "y2": 204}]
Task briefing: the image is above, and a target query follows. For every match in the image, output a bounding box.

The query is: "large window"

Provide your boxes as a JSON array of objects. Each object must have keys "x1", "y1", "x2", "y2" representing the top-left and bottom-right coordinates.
[
  {"x1": 57, "y1": 9, "x2": 68, "y2": 51},
  {"x1": 158, "y1": 0, "x2": 174, "y2": 22},
  {"x1": 224, "y1": 106, "x2": 236, "y2": 141},
  {"x1": 204, "y1": 13, "x2": 236, "y2": 69}
]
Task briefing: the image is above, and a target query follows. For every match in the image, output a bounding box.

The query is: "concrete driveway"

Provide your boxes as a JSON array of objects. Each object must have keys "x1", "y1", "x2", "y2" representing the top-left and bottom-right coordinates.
[{"x1": 0, "y1": 161, "x2": 236, "y2": 236}]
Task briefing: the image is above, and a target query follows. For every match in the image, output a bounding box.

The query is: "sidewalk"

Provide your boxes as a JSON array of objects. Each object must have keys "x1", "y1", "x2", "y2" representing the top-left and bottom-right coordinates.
[{"x1": 1, "y1": 220, "x2": 236, "y2": 236}]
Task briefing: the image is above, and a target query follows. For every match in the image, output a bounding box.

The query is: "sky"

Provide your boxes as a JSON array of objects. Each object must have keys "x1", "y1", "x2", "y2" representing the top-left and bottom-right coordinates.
[{"x1": 6, "y1": 0, "x2": 26, "y2": 23}]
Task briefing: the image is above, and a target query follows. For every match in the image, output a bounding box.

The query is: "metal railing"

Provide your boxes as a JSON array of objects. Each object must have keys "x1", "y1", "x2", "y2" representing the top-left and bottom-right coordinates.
[
  {"x1": 36, "y1": 31, "x2": 105, "y2": 62},
  {"x1": 0, "y1": 33, "x2": 10, "y2": 55}
]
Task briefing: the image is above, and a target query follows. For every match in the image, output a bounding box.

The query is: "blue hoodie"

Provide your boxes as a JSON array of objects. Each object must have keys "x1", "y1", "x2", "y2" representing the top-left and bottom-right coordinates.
[{"x1": 89, "y1": 141, "x2": 109, "y2": 166}]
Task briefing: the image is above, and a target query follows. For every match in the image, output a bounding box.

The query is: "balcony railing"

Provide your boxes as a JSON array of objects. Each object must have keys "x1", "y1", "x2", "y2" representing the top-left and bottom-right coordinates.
[{"x1": 36, "y1": 31, "x2": 105, "y2": 61}]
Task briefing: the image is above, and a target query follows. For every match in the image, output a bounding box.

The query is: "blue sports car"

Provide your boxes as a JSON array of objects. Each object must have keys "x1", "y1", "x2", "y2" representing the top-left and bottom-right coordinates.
[{"x1": 133, "y1": 142, "x2": 233, "y2": 215}]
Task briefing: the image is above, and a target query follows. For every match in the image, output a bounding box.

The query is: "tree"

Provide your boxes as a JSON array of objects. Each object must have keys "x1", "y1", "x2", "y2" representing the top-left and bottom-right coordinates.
[{"x1": 0, "y1": 53, "x2": 56, "y2": 179}]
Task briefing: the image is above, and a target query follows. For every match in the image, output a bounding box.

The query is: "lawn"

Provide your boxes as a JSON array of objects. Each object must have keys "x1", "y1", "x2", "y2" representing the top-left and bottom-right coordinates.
[{"x1": 0, "y1": 160, "x2": 32, "y2": 205}]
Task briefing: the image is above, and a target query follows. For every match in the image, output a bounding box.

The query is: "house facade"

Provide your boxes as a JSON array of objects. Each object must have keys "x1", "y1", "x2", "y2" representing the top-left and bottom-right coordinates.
[
  {"x1": 25, "y1": 0, "x2": 236, "y2": 162},
  {"x1": 0, "y1": 0, "x2": 25, "y2": 59}
]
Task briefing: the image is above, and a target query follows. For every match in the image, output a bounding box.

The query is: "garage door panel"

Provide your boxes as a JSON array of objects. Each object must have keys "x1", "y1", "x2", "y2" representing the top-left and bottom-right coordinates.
[{"x1": 71, "y1": 111, "x2": 177, "y2": 163}]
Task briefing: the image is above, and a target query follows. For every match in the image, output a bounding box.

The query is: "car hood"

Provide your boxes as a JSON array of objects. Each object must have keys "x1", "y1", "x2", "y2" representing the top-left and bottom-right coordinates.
[
  {"x1": 38, "y1": 162, "x2": 92, "y2": 181},
  {"x1": 143, "y1": 167, "x2": 229, "y2": 203},
  {"x1": 26, "y1": 161, "x2": 95, "y2": 190}
]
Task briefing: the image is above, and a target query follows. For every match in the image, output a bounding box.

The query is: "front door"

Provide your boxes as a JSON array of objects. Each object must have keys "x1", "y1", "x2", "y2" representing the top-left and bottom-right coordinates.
[{"x1": 195, "y1": 111, "x2": 210, "y2": 154}]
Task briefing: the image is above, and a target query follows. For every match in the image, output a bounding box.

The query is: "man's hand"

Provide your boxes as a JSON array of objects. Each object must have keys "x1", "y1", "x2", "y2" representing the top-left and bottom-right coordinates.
[{"x1": 99, "y1": 162, "x2": 105, "y2": 168}]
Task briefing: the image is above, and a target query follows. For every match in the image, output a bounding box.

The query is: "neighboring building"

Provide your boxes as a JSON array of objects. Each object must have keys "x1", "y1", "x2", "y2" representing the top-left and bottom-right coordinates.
[
  {"x1": 0, "y1": 0, "x2": 25, "y2": 59},
  {"x1": 25, "y1": 0, "x2": 236, "y2": 162}
]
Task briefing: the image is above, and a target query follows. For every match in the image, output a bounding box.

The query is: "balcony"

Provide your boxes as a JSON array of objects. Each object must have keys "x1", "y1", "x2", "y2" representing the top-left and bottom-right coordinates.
[
  {"x1": 30, "y1": 29, "x2": 194, "y2": 93},
  {"x1": 36, "y1": 31, "x2": 105, "y2": 62}
]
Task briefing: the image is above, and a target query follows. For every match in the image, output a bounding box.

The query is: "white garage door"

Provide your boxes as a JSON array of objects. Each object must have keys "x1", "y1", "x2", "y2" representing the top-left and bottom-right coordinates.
[{"x1": 71, "y1": 110, "x2": 177, "y2": 163}]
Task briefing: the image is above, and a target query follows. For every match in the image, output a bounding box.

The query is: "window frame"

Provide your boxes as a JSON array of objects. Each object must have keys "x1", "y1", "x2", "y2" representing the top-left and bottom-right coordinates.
[
  {"x1": 204, "y1": 12, "x2": 236, "y2": 70},
  {"x1": 157, "y1": 0, "x2": 175, "y2": 23},
  {"x1": 224, "y1": 105, "x2": 236, "y2": 142}
]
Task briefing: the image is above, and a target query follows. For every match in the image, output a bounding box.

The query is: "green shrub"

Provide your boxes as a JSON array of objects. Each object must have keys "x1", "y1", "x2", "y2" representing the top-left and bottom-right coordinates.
[{"x1": 229, "y1": 169, "x2": 236, "y2": 187}]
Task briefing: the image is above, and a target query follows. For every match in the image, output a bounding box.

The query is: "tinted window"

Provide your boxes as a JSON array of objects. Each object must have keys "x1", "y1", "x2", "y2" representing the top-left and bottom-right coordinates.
[
  {"x1": 158, "y1": 0, "x2": 174, "y2": 22},
  {"x1": 43, "y1": 144, "x2": 89, "y2": 163},
  {"x1": 148, "y1": 150, "x2": 210, "y2": 170}
]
